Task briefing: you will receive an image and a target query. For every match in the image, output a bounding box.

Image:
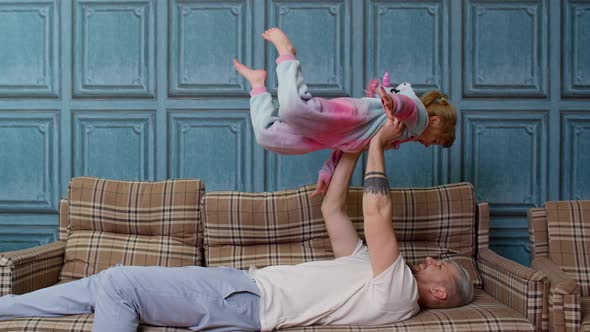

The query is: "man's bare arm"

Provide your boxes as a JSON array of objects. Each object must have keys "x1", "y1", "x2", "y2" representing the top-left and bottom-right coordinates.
[
  {"x1": 363, "y1": 119, "x2": 403, "y2": 276},
  {"x1": 321, "y1": 152, "x2": 361, "y2": 257}
]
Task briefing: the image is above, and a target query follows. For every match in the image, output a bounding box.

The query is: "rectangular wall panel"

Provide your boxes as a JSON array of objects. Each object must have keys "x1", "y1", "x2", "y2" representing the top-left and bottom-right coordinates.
[
  {"x1": 72, "y1": 111, "x2": 156, "y2": 180},
  {"x1": 0, "y1": 1, "x2": 59, "y2": 97},
  {"x1": 268, "y1": 0, "x2": 351, "y2": 96},
  {"x1": 169, "y1": 0, "x2": 253, "y2": 96},
  {"x1": 563, "y1": 0, "x2": 590, "y2": 97},
  {"x1": 463, "y1": 0, "x2": 548, "y2": 97},
  {"x1": 168, "y1": 110, "x2": 253, "y2": 191},
  {"x1": 366, "y1": 0, "x2": 449, "y2": 94},
  {"x1": 74, "y1": 0, "x2": 155, "y2": 97},
  {"x1": 0, "y1": 112, "x2": 59, "y2": 212},
  {"x1": 462, "y1": 111, "x2": 548, "y2": 214},
  {"x1": 561, "y1": 112, "x2": 590, "y2": 199}
]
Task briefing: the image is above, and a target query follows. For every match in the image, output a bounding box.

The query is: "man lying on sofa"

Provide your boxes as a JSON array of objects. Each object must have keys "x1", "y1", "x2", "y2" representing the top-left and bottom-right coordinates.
[{"x1": 0, "y1": 118, "x2": 473, "y2": 332}]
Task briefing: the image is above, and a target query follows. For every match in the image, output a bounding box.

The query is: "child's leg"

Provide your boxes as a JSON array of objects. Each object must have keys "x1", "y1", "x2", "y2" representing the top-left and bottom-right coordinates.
[
  {"x1": 263, "y1": 28, "x2": 374, "y2": 140},
  {"x1": 262, "y1": 28, "x2": 319, "y2": 124},
  {"x1": 0, "y1": 273, "x2": 98, "y2": 320},
  {"x1": 233, "y1": 59, "x2": 324, "y2": 154}
]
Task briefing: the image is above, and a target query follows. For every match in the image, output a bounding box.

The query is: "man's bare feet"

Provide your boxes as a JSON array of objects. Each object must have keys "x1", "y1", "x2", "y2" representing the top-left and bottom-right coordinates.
[
  {"x1": 262, "y1": 27, "x2": 296, "y2": 56},
  {"x1": 233, "y1": 59, "x2": 267, "y2": 88}
]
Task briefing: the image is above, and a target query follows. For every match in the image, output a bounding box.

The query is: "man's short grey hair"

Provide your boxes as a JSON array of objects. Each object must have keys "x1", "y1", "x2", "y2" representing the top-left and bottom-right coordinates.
[{"x1": 448, "y1": 261, "x2": 474, "y2": 306}]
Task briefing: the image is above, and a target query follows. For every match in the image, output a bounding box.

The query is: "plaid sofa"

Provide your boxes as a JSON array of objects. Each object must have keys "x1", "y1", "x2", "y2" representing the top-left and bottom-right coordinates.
[
  {"x1": 202, "y1": 182, "x2": 547, "y2": 332},
  {"x1": 529, "y1": 201, "x2": 590, "y2": 332},
  {"x1": 0, "y1": 178, "x2": 547, "y2": 331},
  {"x1": 0, "y1": 177, "x2": 204, "y2": 331}
]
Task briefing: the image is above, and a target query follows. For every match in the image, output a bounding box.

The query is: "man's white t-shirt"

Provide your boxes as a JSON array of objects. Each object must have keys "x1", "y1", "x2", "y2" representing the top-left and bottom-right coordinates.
[{"x1": 249, "y1": 239, "x2": 420, "y2": 331}]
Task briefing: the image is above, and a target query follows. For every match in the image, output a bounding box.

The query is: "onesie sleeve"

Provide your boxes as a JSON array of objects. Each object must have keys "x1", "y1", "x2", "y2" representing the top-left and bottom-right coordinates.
[
  {"x1": 391, "y1": 94, "x2": 418, "y2": 124},
  {"x1": 316, "y1": 149, "x2": 344, "y2": 191}
]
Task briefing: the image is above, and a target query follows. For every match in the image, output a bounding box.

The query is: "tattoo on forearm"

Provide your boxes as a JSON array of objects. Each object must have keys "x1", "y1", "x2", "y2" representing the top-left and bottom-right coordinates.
[
  {"x1": 363, "y1": 176, "x2": 390, "y2": 195},
  {"x1": 364, "y1": 171, "x2": 386, "y2": 177}
]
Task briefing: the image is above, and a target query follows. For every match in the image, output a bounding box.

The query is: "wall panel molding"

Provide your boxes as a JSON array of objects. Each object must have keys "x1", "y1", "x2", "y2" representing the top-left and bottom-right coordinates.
[
  {"x1": 563, "y1": 0, "x2": 590, "y2": 97},
  {"x1": 0, "y1": 111, "x2": 59, "y2": 211},
  {"x1": 561, "y1": 112, "x2": 590, "y2": 199},
  {"x1": 168, "y1": 110, "x2": 252, "y2": 191},
  {"x1": 169, "y1": 0, "x2": 253, "y2": 97},
  {"x1": 462, "y1": 111, "x2": 548, "y2": 215},
  {"x1": 0, "y1": 0, "x2": 59, "y2": 97},
  {"x1": 268, "y1": 0, "x2": 351, "y2": 96},
  {"x1": 464, "y1": 0, "x2": 548, "y2": 97},
  {"x1": 74, "y1": 0, "x2": 155, "y2": 97},
  {"x1": 366, "y1": 0, "x2": 449, "y2": 95},
  {"x1": 72, "y1": 111, "x2": 156, "y2": 180}
]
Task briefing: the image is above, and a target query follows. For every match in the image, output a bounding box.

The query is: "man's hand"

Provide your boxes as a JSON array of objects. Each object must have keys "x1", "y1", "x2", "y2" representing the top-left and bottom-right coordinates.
[{"x1": 374, "y1": 117, "x2": 405, "y2": 148}]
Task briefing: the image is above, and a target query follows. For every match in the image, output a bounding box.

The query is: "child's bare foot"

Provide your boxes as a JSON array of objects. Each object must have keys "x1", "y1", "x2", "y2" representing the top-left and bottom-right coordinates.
[
  {"x1": 233, "y1": 59, "x2": 267, "y2": 88},
  {"x1": 262, "y1": 27, "x2": 296, "y2": 56}
]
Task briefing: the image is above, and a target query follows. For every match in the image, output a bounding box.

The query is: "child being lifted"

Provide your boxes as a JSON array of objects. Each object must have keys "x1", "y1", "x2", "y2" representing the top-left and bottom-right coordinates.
[{"x1": 233, "y1": 28, "x2": 456, "y2": 196}]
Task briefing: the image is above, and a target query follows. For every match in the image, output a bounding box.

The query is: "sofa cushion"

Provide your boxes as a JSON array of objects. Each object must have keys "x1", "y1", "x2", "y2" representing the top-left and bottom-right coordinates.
[
  {"x1": 0, "y1": 290, "x2": 533, "y2": 331},
  {"x1": 0, "y1": 314, "x2": 191, "y2": 331},
  {"x1": 203, "y1": 182, "x2": 482, "y2": 287},
  {"x1": 546, "y1": 200, "x2": 590, "y2": 296},
  {"x1": 60, "y1": 177, "x2": 204, "y2": 280}
]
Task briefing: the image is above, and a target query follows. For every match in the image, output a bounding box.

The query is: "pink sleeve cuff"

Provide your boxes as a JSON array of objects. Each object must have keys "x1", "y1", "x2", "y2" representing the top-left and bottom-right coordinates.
[
  {"x1": 250, "y1": 87, "x2": 268, "y2": 97},
  {"x1": 275, "y1": 55, "x2": 297, "y2": 64}
]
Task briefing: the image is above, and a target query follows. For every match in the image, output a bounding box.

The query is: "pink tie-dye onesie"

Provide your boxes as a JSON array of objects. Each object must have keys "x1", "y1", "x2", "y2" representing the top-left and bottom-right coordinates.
[{"x1": 249, "y1": 55, "x2": 427, "y2": 188}]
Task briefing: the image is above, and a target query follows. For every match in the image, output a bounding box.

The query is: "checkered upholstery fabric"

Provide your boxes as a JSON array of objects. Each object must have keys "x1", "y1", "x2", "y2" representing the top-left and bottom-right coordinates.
[
  {"x1": 58, "y1": 199, "x2": 69, "y2": 241},
  {"x1": 203, "y1": 182, "x2": 482, "y2": 287},
  {"x1": 529, "y1": 201, "x2": 590, "y2": 331},
  {"x1": 0, "y1": 315, "x2": 192, "y2": 331},
  {"x1": 0, "y1": 241, "x2": 65, "y2": 296},
  {"x1": 478, "y1": 249, "x2": 548, "y2": 331},
  {"x1": 546, "y1": 201, "x2": 590, "y2": 296},
  {"x1": 477, "y1": 202, "x2": 490, "y2": 253},
  {"x1": 529, "y1": 207, "x2": 549, "y2": 258},
  {"x1": 0, "y1": 290, "x2": 534, "y2": 332},
  {"x1": 582, "y1": 296, "x2": 590, "y2": 331},
  {"x1": 60, "y1": 177, "x2": 204, "y2": 280},
  {"x1": 531, "y1": 256, "x2": 580, "y2": 332}
]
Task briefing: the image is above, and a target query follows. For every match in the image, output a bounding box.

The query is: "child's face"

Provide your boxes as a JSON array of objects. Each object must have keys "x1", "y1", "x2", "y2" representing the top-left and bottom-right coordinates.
[{"x1": 416, "y1": 116, "x2": 443, "y2": 147}]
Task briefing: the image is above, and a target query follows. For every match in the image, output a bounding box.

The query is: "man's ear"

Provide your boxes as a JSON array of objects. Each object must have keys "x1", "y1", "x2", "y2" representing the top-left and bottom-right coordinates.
[{"x1": 430, "y1": 286, "x2": 448, "y2": 301}]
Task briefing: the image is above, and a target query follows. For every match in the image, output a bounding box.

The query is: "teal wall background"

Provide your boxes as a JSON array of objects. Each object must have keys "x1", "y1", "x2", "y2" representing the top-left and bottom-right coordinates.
[{"x1": 0, "y1": 0, "x2": 589, "y2": 266}]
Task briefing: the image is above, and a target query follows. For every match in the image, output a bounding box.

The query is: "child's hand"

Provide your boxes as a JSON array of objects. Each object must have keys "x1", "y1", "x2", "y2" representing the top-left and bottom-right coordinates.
[
  {"x1": 310, "y1": 175, "x2": 329, "y2": 198},
  {"x1": 380, "y1": 86, "x2": 395, "y2": 120}
]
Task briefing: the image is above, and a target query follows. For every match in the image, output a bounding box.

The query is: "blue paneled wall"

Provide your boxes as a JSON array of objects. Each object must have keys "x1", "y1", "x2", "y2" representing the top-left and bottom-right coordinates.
[{"x1": 0, "y1": 0, "x2": 588, "y2": 266}]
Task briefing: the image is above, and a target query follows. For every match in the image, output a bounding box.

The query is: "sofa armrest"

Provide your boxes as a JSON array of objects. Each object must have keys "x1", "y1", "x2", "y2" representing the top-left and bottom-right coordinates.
[
  {"x1": 531, "y1": 257, "x2": 581, "y2": 332},
  {"x1": 478, "y1": 248, "x2": 548, "y2": 332},
  {"x1": 0, "y1": 241, "x2": 66, "y2": 296}
]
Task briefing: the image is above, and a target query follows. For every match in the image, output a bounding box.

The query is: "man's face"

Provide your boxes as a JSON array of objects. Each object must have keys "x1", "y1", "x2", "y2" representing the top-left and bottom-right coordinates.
[{"x1": 411, "y1": 257, "x2": 459, "y2": 284}]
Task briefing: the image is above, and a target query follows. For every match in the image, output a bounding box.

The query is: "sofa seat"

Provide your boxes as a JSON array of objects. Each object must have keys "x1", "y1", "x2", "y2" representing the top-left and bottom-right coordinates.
[
  {"x1": 0, "y1": 290, "x2": 534, "y2": 332},
  {"x1": 0, "y1": 313, "x2": 191, "y2": 331}
]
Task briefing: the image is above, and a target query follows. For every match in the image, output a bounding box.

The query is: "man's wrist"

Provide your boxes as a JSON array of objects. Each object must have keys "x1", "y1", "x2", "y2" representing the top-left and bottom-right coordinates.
[{"x1": 370, "y1": 137, "x2": 387, "y2": 149}]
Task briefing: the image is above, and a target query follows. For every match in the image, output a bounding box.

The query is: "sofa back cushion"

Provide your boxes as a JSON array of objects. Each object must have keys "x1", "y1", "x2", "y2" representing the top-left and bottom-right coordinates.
[
  {"x1": 203, "y1": 182, "x2": 482, "y2": 287},
  {"x1": 60, "y1": 177, "x2": 204, "y2": 280},
  {"x1": 546, "y1": 200, "x2": 590, "y2": 296}
]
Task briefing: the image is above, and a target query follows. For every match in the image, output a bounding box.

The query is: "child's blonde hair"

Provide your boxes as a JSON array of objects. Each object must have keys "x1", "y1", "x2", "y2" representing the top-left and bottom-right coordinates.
[{"x1": 420, "y1": 90, "x2": 457, "y2": 147}]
